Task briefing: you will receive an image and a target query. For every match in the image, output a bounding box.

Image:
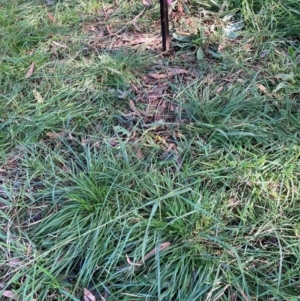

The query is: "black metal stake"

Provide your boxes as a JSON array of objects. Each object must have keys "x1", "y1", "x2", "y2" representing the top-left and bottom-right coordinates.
[{"x1": 160, "y1": 0, "x2": 169, "y2": 51}]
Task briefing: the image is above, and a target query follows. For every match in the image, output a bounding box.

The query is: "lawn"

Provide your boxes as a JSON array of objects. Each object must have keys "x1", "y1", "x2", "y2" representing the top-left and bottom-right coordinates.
[{"x1": 0, "y1": 0, "x2": 300, "y2": 300}]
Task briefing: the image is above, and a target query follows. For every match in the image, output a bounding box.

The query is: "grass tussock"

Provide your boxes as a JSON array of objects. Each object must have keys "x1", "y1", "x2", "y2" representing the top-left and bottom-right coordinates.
[{"x1": 1, "y1": 0, "x2": 300, "y2": 300}]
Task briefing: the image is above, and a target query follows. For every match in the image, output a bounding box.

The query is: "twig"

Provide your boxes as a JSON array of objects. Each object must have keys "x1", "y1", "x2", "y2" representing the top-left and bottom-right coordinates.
[{"x1": 113, "y1": 7, "x2": 147, "y2": 36}]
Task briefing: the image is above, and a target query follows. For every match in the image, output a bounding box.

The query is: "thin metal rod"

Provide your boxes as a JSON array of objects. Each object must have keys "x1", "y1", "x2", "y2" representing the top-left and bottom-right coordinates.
[{"x1": 160, "y1": 0, "x2": 169, "y2": 51}]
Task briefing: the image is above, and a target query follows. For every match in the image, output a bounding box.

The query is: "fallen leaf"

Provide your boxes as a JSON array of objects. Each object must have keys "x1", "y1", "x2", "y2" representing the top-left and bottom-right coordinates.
[
  {"x1": 196, "y1": 47, "x2": 204, "y2": 61},
  {"x1": 167, "y1": 67, "x2": 189, "y2": 76},
  {"x1": 208, "y1": 48, "x2": 221, "y2": 59},
  {"x1": 2, "y1": 290, "x2": 18, "y2": 300},
  {"x1": 129, "y1": 100, "x2": 151, "y2": 116},
  {"x1": 216, "y1": 86, "x2": 223, "y2": 93},
  {"x1": 172, "y1": 32, "x2": 191, "y2": 42},
  {"x1": 260, "y1": 50, "x2": 269, "y2": 58},
  {"x1": 176, "y1": 155, "x2": 183, "y2": 169},
  {"x1": 81, "y1": 138, "x2": 90, "y2": 146},
  {"x1": 108, "y1": 138, "x2": 119, "y2": 147},
  {"x1": 129, "y1": 100, "x2": 141, "y2": 116},
  {"x1": 87, "y1": 25, "x2": 97, "y2": 32},
  {"x1": 154, "y1": 100, "x2": 167, "y2": 121},
  {"x1": 223, "y1": 21, "x2": 244, "y2": 39},
  {"x1": 202, "y1": 75, "x2": 215, "y2": 84},
  {"x1": 51, "y1": 41, "x2": 68, "y2": 48},
  {"x1": 25, "y1": 62, "x2": 35, "y2": 79},
  {"x1": 83, "y1": 288, "x2": 96, "y2": 301},
  {"x1": 126, "y1": 254, "x2": 142, "y2": 266},
  {"x1": 143, "y1": 0, "x2": 151, "y2": 6},
  {"x1": 130, "y1": 36, "x2": 156, "y2": 46},
  {"x1": 117, "y1": 88, "x2": 132, "y2": 99},
  {"x1": 45, "y1": 131, "x2": 67, "y2": 139},
  {"x1": 257, "y1": 84, "x2": 268, "y2": 95},
  {"x1": 148, "y1": 67, "x2": 188, "y2": 79},
  {"x1": 147, "y1": 94, "x2": 162, "y2": 102},
  {"x1": 47, "y1": 13, "x2": 57, "y2": 23},
  {"x1": 273, "y1": 81, "x2": 287, "y2": 93},
  {"x1": 218, "y1": 44, "x2": 226, "y2": 52},
  {"x1": 275, "y1": 73, "x2": 294, "y2": 82},
  {"x1": 7, "y1": 258, "x2": 22, "y2": 267},
  {"x1": 33, "y1": 89, "x2": 43, "y2": 103},
  {"x1": 243, "y1": 44, "x2": 252, "y2": 51},
  {"x1": 136, "y1": 149, "x2": 143, "y2": 159}
]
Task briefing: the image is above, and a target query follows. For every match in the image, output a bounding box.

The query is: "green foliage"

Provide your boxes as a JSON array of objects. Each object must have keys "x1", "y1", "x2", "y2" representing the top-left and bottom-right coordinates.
[{"x1": 194, "y1": 0, "x2": 300, "y2": 37}]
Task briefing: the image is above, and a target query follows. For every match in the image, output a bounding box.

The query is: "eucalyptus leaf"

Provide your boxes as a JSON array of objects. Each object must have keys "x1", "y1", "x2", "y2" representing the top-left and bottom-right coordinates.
[
  {"x1": 273, "y1": 82, "x2": 288, "y2": 93},
  {"x1": 223, "y1": 21, "x2": 244, "y2": 39},
  {"x1": 218, "y1": 9, "x2": 239, "y2": 20},
  {"x1": 276, "y1": 73, "x2": 294, "y2": 82},
  {"x1": 208, "y1": 49, "x2": 221, "y2": 59},
  {"x1": 173, "y1": 32, "x2": 192, "y2": 42},
  {"x1": 223, "y1": 28, "x2": 237, "y2": 39},
  {"x1": 196, "y1": 47, "x2": 204, "y2": 60}
]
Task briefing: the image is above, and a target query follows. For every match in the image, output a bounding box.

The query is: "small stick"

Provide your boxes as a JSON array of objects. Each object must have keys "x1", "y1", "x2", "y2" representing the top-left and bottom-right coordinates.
[
  {"x1": 160, "y1": 0, "x2": 170, "y2": 51},
  {"x1": 125, "y1": 242, "x2": 171, "y2": 268}
]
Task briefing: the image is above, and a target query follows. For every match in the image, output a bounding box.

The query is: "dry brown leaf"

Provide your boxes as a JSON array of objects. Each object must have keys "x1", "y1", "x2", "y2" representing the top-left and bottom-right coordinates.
[
  {"x1": 257, "y1": 84, "x2": 268, "y2": 94},
  {"x1": 32, "y1": 89, "x2": 43, "y2": 103},
  {"x1": 202, "y1": 75, "x2": 216, "y2": 84},
  {"x1": 47, "y1": 13, "x2": 57, "y2": 23},
  {"x1": 87, "y1": 25, "x2": 97, "y2": 32},
  {"x1": 28, "y1": 49, "x2": 35, "y2": 55},
  {"x1": 129, "y1": 100, "x2": 141, "y2": 116},
  {"x1": 146, "y1": 94, "x2": 161, "y2": 102},
  {"x1": 143, "y1": 0, "x2": 151, "y2": 6},
  {"x1": 129, "y1": 100, "x2": 151, "y2": 116},
  {"x1": 81, "y1": 138, "x2": 90, "y2": 146},
  {"x1": 144, "y1": 82, "x2": 168, "y2": 97},
  {"x1": 7, "y1": 258, "x2": 22, "y2": 267},
  {"x1": 131, "y1": 36, "x2": 156, "y2": 46},
  {"x1": 136, "y1": 149, "x2": 143, "y2": 159},
  {"x1": 2, "y1": 290, "x2": 18, "y2": 300},
  {"x1": 148, "y1": 67, "x2": 188, "y2": 79},
  {"x1": 105, "y1": 8, "x2": 115, "y2": 16},
  {"x1": 243, "y1": 44, "x2": 252, "y2": 51},
  {"x1": 126, "y1": 254, "x2": 142, "y2": 267},
  {"x1": 176, "y1": 155, "x2": 183, "y2": 169},
  {"x1": 51, "y1": 41, "x2": 68, "y2": 48},
  {"x1": 25, "y1": 62, "x2": 34, "y2": 79},
  {"x1": 216, "y1": 86, "x2": 223, "y2": 93},
  {"x1": 83, "y1": 288, "x2": 96, "y2": 301},
  {"x1": 154, "y1": 100, "x2": 167, "y2": 121},
  {"x1": 45, "y1": 131, "x2": 67, "y2": 139}
]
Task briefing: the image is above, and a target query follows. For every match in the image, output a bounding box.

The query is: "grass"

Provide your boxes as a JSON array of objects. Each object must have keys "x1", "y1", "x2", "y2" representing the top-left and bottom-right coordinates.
[{"x1": 0, "y1": 0, "x2": 300, "y2": 300}]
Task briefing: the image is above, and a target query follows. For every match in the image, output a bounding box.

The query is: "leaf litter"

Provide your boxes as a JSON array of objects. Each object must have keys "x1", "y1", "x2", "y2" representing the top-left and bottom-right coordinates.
[{"x1": 83, "y1": 9, "x2": 206, "y2": 169}]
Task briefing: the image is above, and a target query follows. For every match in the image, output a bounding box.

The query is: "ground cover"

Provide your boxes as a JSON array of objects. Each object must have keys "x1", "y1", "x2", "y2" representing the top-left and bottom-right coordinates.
[{"x1": 0, "y1": 0, "x2": 300, "y2": 300}]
